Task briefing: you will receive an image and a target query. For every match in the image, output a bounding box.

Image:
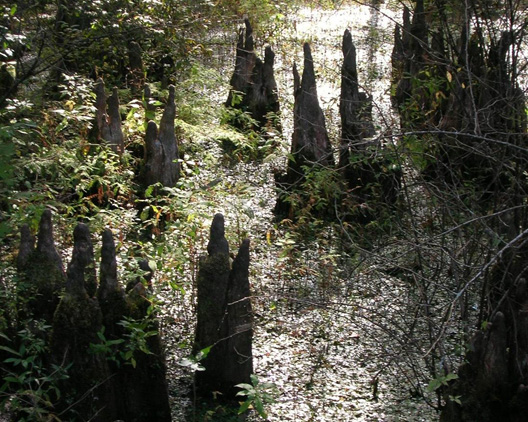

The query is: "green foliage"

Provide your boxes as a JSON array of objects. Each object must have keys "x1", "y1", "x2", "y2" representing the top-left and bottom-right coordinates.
[
  {"x1": 0, "y1": 321, "x2": 70, "y2": 421},
  {"x1": 90, "y1": 316, "x2": 158, "y2": 369},
  {"x1": 278, "y1": 165, "x2": 344, "y2": 226},
  {"x1": 236, "y1": 374, "x2": 278, "y2": 419},
  {"x1": 0, "y1": 98, "x2": 43, "y2": 239},
  {"x1": 426, "y1": 372, "x2": 459, "y2": 393},
  {"x1": 117, "y1": 316, "x2": 158, "y2": 368},
  {"x1": 178, "y1": 346, "x2": 211, "y2": 373},
  {"x1": 89, "y1": 327, "x2": 126, "y2": 366},
  {"x1": 301, "y1": 164, "x2": 343, "y2": 214}
]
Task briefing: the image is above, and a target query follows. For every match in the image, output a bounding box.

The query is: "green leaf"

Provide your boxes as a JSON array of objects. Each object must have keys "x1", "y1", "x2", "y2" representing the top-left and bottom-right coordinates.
[
  {"x1": 56, "y1": 118, "x2": 69, "y2": 132},
  {"x1": 196, "y1": 345, "x2": 211, "y2": 361},
  {"x1": 254, "y1": 397, "x2": 267, "y2": 418},
  {"x1": 445, "y1": 373, "x2": 459, "y2": 382},
  {"x1": 427, "y1": 378, "x2": 442, "y2": 392},
  {"x1": 0, "y1": 345, "x2": 20, "y2": 356},
  {"x1": 107, "y1": 339, "x2": 125, "y2": 346},
  {"x1": 238, "y1": 399, "x2": 252, "y2": 415},
  {"x1": 235, "y1": 383, "x2": 253, "y2": 392}
]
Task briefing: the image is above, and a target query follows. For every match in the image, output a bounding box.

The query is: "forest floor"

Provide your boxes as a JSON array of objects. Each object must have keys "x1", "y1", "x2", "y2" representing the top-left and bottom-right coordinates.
[{"x1": 160, "y1": 2, "x2": 440, "y2": 421}]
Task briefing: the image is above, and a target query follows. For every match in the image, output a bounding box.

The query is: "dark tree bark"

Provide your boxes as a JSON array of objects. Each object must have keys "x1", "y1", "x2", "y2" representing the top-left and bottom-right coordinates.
[
  {"x1": 224, "y1": 238, "x2": 253, "y2": 393},
  {"x1": 51, "y1": 223, "x2": 118, "y2": 422},
  {"x1": 225, "y1": 19, "x2": 281, "y2": 135},
  {"x1": 94, "y1": 78, "x2": 125, "y2": 154},
  {"x1": 140, "y1": 85, "x2": 179, "y2": 189},
  {"x1": 291, "y1": 43, "x2": 333, "y2": 168},
  {"x1": 18, "y1": 210, "x2": 65, "y2": 323},
  {"x1": 16, "y1": 224, "x2": 34, "y2": 272},
  {"x1": 339, "y1": 29, "x2": 374, "y2": 169},
  {"x1": 441, "y1": 240, "x2": 528, "y2": 422},
  {"x1": 67, "y1": 223, "x2": 97, "y2": 297},
  {"x1": 194, "y1": 214, "x2": 253, "y2": 398},
  {"x1": 274, "y1": 43, "x2": 334, "y2": 218}
]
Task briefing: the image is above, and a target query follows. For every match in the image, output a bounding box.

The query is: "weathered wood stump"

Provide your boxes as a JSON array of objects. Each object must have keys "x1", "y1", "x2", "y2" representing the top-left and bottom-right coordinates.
[
  {"x1": 123, "y1": 281, "x2": 172, "y2": 422},
  {"x1": 391, "y1": 0, "x2": 427, "y2": 109},
  {"x1": 15, "y1": 218, "x2": 171, "y2": 422},
  {"x1": 274, "y1": 43, "x2": 334, "y2": 218},
  {"x1": 97, "y1": 229, "x2": 171, "y2": 422},
  {"x1": 339, "y1": 28, "x2": 374, "y2": 168},
  {"x1": 94, "y1": 78, "x2": 125, "y2": 154},
  {"x1": 291, "y1": 43, "x2": 334, "y2": 169},
  {"x1": 194, "y1": 213, "x2": 253, "y2": 398},
  {"x1": 225, "y1": 19, "x2": 281, "y2": 135},
  {"x1": 441, "y1": 240, "x2": 528, "y2": 422},
  {"x1": 51, "y1": 223, "x2": 118, "y2": 421},
  {"x1": 226, "y1": 19, "x2": 256, "y2": 111},
  {"x1": 339, "y1": 30, "x2": 400, "y2": 220},
  {"x1": 18, "y1": 210, "x2": 65, "y2": 323},
  {"x1": 140, "y1": 85, "x2": 179, "y2": 188},
  {"x1": 69, "y1": 223, "x2": 98, "y2": 297}
]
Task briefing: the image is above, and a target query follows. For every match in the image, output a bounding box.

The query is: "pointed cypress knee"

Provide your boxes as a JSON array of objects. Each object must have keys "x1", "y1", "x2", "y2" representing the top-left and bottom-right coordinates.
[
  {"x1": 94, "y1": 79, "x2": 124, "y2": 154},
  {"x1": 141, "y1": 86, "x2": 179, "y2": 189},
  {"x1": 226, "y1": 18, "x2": 256, "y2": 106},
  {"x1": 339, "y1": 29, "x2": 374, "y2": 170},
  {"x1": 106, "y1": 87, "x2": 125, "y2": 154},
  {"x1": 225, "y1": 19, "x2": 281, "y2": 135},
  {"x1": 194, "y1": 213, "x2": 232, "y2": 395},
  {"x1": 128, "y1": 40, "x2": 144, "y2": 90},
  {"x1": 123, "y1": 259, "x2": 171, "y2": 422},
  {"x1": 224, "y1": 238, "x2": 253, "y2": 396},
  {"x1": 51, "y1": 224, "x2": 118, "y2": 421},
  {"x1": 141, "y1": 120, "x2": 163, "y2": 188},
  {"x1": 274, "y1": 44, "x2": 334, "y2": 218},
  {"x1": 17, "y1": 224, "x2": 35, "y2": 272},
  {"x1": 95, "y1": 77, "x2": 107, "y2": 136},
  {"x1": 21, "y1": 210, "x2": 65, "y2": 322},
  {"x1": 292, "y1": 43, "x2": 333, "y2": 168},
  {"x1": 158, "y1": 85, "x2": 179, "y2": 187},
  {"x1": 96, "y1": 229, "x2": 171, "y2": 422},
  {"x1": 262, "y1": 46, "x2": 281, "y2": 128},
  {"x1": 194, "y1": 215, "x2": 254, "y2": 398},
  {"x1": 98, "y1": 229, "x2": 128, "y2": 334},
  {"x1": 143, "y1": 84, "x2": 156, "y2": 122},
  {"x1": 67, "y1": 223, "x2": 97, "y2": 297}
]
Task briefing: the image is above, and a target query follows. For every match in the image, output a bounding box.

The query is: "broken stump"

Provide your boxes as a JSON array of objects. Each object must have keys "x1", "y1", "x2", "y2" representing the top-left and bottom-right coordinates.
[{"x1": 194, "y1": 214, "x2": 253, "y2": 398}]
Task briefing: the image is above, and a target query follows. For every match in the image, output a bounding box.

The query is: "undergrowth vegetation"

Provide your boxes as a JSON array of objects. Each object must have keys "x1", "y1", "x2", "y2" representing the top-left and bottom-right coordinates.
[{"x1": 1, "y1": 0, "x2": 527, "y2": 421}]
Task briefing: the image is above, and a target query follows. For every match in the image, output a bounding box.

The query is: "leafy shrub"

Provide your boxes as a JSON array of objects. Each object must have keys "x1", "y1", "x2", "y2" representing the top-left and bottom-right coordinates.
[{"x1": 0, "y1": 321, "x2": 70, "y2": 422}]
